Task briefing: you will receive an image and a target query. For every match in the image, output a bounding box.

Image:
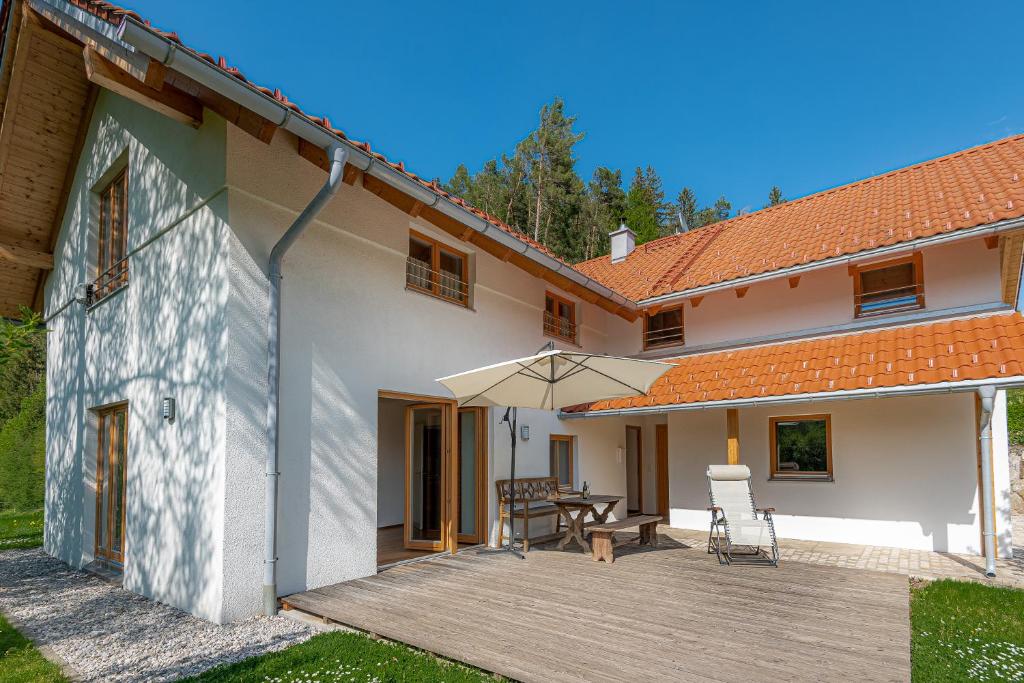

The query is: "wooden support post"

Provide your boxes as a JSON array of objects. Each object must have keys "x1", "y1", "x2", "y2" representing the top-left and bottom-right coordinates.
[
  {"x1": 83, "y1": 47, "x2": 202, "y2": 127},
  {"x1": 726, "y1": 408, "x2": 739, "y2": 465}
]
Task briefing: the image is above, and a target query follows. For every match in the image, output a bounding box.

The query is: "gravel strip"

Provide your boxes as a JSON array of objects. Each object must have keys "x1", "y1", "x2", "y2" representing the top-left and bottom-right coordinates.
[{"x1": 0, "y1": 549, "x2": 315, "y2": 681}]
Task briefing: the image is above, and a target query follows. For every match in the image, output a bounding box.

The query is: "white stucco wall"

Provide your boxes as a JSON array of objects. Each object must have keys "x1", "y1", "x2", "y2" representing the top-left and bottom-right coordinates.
[
  {"x1": 43, "y1": 91, "x2": 232, "y2": 621},
  {"x1": 222, "y1": 126, "x2": 639, "y2": 603},
  {"x1": 681, "y1": 238, "x2": 1002, "y2": 349},
  {"x1": 653, "y1": 392, "x2": 1012, "y2": 556}
]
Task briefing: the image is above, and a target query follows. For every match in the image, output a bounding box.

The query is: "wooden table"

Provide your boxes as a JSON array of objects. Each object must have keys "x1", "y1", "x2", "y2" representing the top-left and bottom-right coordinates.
[{"x1": 549, "y1": 494, "x2": 623, "y2": 552}]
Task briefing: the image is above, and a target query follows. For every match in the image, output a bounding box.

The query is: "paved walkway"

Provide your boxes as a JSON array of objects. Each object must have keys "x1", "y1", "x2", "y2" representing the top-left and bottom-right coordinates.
[{"x1": 662, "y1": 517, "x2": 1024, "y2": 589}]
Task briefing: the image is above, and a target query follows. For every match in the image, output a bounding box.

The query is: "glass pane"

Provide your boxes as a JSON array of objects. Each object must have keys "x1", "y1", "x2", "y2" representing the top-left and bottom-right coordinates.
[
  {"x1": 407, "y1": 237, "x2": 434, "y2": 290},
  {"x1": 439, "y1": 250, "x2": 466, "y2": 302},
  {"x1": 96, "y1": 415, "x2": 108, "y2": 553},
  {"x1": 111, "y1": 410, "x2": 127, "y2": 554},
  {"x1": 774, "y1": 419, "x2": 828, "y2": 474},
  {"x1": 409, "y1": 407, "x2": 444, "y2": 542},
  {"x1": 647, "y1": 308, "x2": 683, "y2": 345},
  {"x1": 860, "y1": 263, "x2": 918, "y2": 312},
  {"x1": 550, "y1": 438, "x2": 571, "y2": 487},
  {"x1": 458, "y1": 411, "x2": 477, "y2": 536}
]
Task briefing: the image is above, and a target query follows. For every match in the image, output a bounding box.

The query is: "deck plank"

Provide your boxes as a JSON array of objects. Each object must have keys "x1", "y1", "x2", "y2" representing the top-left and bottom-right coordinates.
[{"x1": 285, "y1": 540, "x2": 910, "y2": 682}]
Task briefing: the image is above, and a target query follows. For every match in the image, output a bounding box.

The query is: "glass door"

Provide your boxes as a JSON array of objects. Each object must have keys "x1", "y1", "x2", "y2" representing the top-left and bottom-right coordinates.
[
  {"x1": 96, "y1": 403, "x2": 128, "y2": 567},
  {"x1": 405, "y1": 404, "x2": 449, "y2": 551},
  {"x1": 457, "y1": 408, "x2": 486, "y2": 544}
]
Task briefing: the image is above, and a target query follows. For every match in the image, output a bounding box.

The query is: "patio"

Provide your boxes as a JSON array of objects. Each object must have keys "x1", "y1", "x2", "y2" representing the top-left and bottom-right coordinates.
[{"x1": 284, "y1": 534, "x2": 911, "y2": 682}]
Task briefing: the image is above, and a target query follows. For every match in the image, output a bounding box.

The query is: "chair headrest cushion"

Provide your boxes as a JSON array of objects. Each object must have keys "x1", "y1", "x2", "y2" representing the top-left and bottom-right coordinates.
[{"x1": 707, "y1": 464, "x2": 751, "y2": 481}]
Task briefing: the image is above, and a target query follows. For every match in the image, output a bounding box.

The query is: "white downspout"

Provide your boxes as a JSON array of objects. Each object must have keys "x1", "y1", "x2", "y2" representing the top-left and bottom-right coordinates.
[
  {"x1": 977, "y1": 385, "x2": 998, "y2": 577},
  {"x1": 264, "y1": 144, "x2": 349, "y2": 615}
]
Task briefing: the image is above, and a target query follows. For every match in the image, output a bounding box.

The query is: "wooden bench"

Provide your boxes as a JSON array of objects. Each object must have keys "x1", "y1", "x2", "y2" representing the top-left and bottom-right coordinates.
[
  {"x1": 589, "y1": 514, "x2": 663, "y2": 563},
  {"x1": 496, "y1": 476, "x2": 567, "y2": 551}
]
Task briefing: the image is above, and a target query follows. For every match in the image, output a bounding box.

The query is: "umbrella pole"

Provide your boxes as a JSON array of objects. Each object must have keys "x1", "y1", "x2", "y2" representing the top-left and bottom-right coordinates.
[{"x1": 481, "y1": 406, "x2": 524, "y2": 559}]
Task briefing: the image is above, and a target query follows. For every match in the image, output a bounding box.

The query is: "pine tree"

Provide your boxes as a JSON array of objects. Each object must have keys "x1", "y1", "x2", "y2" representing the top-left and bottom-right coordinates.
[
  {"x1": 674, "y1": 187, "x2": 698, "y2": 231},
  {"x1": 767, "y1": 186, "x2": 785, "y2": 207},
  {"x1": 624, "y1": 167, "x2": 661, "y2": 244}
]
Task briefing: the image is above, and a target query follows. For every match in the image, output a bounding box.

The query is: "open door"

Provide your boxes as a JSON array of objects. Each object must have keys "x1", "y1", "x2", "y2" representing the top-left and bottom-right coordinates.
[
  {"x1": 656, "y1": 424, "x2": 669, "y2": 520},
  {"x1": 403, "y1": 401, "x2": 488, "y2": 552},
  {"x1": 405, "y1": 403, "x2": 450, "y2": 552}
]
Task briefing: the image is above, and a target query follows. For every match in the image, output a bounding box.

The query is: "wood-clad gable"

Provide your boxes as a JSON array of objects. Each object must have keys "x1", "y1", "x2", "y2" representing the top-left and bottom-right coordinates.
[{"x1": 0, "y1": 5, "x2": 92, "y2": 316}]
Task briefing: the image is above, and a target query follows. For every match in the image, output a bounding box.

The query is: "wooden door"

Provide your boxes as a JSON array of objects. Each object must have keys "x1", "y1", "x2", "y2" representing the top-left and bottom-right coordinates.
[
  {"x1": 95, "y1": 403, "x2": 128, "y2": 566},
  {"x1": 405, "y1": 403, "x2": 451, "y2": 552},
  {"x1": 656, "y1": 424, "x2": 669, "y2": 520},
  {"x1": 456, "y1": 407, "x2": 487, "y2": 544}
]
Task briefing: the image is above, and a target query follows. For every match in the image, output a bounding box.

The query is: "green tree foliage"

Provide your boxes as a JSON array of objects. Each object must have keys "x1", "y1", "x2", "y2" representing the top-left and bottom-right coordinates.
[
  {"x1": 767, "y1": 186, "x2": 786, "y2": 207},
  {"x1": 1008, "y1": 389, "x2": 1024, "y2": 445},
  {"x1": 444, "y1": 98, "x2": 764, "y2": 261},
  {"x1": 0, "y1": 308, "x2": 45, "y2": 429},
  {"x1": 0, "y1": 381, "x2": 46, "y2": 511}
]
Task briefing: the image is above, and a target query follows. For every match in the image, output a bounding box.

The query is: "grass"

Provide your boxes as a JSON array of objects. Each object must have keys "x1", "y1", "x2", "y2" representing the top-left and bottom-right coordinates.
[
  {"x1": 188, "y1": 630, "x2": 495, "y2": 682},
  {"x1": 0, "y1": 509, "x2": 43, "y2": 550},
  {"x1": 0, "y1": 613, "x2": 66, "y2": 683},
  {"x1": 912, "y1": 579, "x2": 1024, "y2": 681}
]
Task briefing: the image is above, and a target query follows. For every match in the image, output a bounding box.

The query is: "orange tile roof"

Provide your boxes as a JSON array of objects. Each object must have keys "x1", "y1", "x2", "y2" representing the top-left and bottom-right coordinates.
[
  {"x1": 563, "y1": 313, "x2": 1024, "y2": 413},
  {"x1": 576, "y1": 136, "x2": 1024, "y2": 301},
  {"x1": 54, "y1": 1, "x2": 563, "y2": 263}
]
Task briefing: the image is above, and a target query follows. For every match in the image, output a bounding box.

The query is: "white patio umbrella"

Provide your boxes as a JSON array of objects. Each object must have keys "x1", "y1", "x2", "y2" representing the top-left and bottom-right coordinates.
[{"x1": 436, "y1": 348, "x2": 673, "y2": 556}]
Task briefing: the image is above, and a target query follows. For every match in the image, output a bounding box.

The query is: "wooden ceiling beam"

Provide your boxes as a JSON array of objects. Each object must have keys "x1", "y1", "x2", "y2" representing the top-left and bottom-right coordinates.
[
  {"x1": 0, "y1": 243, "x2": 53, "y2": 269},
  {"x1": 83, "y1": 47, "x2": 202, "y2": 128}
]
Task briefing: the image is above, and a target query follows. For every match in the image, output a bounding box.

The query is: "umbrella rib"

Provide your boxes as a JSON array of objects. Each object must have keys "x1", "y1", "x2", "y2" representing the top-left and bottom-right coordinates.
[
  {"x1": 457, "y1": 356, "x2": 553, "y2": 406},
  {"x1": 556, "y1": 355, "x2": 649, "y2": 395}
]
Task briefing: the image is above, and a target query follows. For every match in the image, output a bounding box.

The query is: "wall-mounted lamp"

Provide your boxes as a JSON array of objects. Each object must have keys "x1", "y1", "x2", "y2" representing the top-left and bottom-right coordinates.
[
  {"x1": 162, "y1": 397, "x2": 176, "y2": 424},
  {"x1": 520, "y1": 425, "x2": 530, "y2": 441}
]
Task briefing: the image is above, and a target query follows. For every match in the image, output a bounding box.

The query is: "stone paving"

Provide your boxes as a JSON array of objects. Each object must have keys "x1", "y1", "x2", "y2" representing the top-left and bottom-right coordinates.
[{"x1": 661, "y1": 516, "x2": 1024, "y2": 589}]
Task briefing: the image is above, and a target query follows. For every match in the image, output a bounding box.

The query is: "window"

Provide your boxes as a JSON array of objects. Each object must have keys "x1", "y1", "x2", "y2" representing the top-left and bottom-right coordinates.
[
  {"x1": 406, "y1": 230, "x2": 469, "y2": 306},
  {"x1": 549, "y1": 434, "x2": 573, "y2": 490},
  {"x1": 544, "y1": 291, "x2": 577, "y2": 343},
  {"x1": 94, "y1": 169, "x2": 129, "y2": 303},
  {"x1": 852, "y1": 253, "x2": 923, "y2": 318},
  {"x1": 643, "y1": 305, "x2": 684, "y2": 349},
  {"x1": 769, "y1": 414, "x2": 832, "y2": 481}
]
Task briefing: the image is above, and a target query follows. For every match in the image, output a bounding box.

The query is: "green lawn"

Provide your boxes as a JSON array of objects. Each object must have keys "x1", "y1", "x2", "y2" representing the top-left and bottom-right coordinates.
[
  {"x1": 912, "y1": 579, "x2": 1024, "y2": 681},
  {"x1": 0, "y1": 509, "x2": 43, "y2": 550},
  {"x1": 188, "y1": 630, "x2": 495, "y2": 682},
  {"x1": 0, "y1": 613, "x2": 66, "y2": 683}
]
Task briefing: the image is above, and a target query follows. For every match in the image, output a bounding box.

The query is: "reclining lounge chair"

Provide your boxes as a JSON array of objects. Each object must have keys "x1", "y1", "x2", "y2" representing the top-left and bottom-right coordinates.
[{"x1": 706, "y1": 464, "x2": 779, "y2": 566}]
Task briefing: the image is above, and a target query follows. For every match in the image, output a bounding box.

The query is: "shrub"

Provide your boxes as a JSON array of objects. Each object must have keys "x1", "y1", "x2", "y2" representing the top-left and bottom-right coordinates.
[{"x1": 0, "y1": 381, "x2": 46, "y2": 511}]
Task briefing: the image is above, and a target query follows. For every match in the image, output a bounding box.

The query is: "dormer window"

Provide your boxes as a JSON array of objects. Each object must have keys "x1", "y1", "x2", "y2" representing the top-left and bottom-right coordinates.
[
  {"x1": 544, "y1": 291, "x2": 577, "y2": 344},
  {"x1": 852, "y1": 253, "x2": 924, "y2": 318},
  {"x1": 643, "y1": 305, "x2": 684, "y2": 350},
  {"x1": 406, "y1": 230, "x2": 469, "y2": 306}
]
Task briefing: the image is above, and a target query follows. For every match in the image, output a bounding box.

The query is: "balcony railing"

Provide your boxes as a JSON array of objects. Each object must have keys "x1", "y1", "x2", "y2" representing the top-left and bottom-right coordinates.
[
  {"x1": 855, "y1": 283, "x2": 923, "y2": 318},
  {"x1": 643, "y1": 324, "x2": 684, "y2": 348},
  {"x1": 406, "y1": 256, "x2": 469, "y2": 305},
  {"x1": 90, "y1": 257, "x2": 130, "y2": 305},
  {"x1": 543, "y1": 311, "x2": 577, "y2": 343}
]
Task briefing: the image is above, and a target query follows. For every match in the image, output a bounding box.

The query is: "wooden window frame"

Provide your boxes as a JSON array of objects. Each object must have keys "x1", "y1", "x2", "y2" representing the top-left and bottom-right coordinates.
[
  {"x1": 851, "y1": 252, "x2": 924, "y2": 319},
  {"x1": 94, "y1": 402, "x2": 129, "y2": 567},
  {"x1": 769, "y1": 413, "x2": 833, "y2": 481},
  {"x1": 642, "y1": 304, "x2": 685, "y2": 350},
  {"x1": 94, "y1": 168, "x2": 130, "y2": 303},
  {"x1": 543, "y1": 290, "x2": 578, "y2": 344},
  {"x1": 549, "y1": 434, "x2": 574, "y2": 491},
  {"x1": 406, "y1": 229, "x2": 470, "y2": 307}
]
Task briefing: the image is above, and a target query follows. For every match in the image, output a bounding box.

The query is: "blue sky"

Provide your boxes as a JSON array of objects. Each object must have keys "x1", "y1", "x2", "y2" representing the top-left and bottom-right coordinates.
[{"x1": 127, "y1": 0, "x2": 1024, "y2": 213}]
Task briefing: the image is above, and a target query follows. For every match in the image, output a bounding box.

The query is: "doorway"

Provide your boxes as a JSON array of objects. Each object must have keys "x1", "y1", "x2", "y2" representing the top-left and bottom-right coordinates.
[
  {"x1": 95, "y1": 403, "x2": 128, "y2": 569},
  {"x1": 377, "y1": 392, "x2": 486, "y2": 566},
  {"x1": 625, "y1": 425, "x2": 642, "y2": 514},
  {"x1": 656, "y1": 423, "x2": 669, "y2": 520}
]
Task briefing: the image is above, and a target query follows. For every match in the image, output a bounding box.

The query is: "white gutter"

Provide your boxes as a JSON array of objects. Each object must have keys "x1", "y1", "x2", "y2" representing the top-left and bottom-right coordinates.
[
  {"x1": 559, "y1": 375, "x2": 1024, "y2": 418},
  {"x1": 114, "y1": 17, "x2": 635, "y2": 314},
  {"x1": 640, "y1": 216, "x2": 1024, "y2": 308},
  {"x1": 977, "y1": 386, "x2": 998, "y2": 577}
]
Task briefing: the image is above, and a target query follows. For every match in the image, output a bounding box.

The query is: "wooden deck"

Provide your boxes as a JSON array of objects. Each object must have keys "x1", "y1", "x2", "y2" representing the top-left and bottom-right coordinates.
[{"x1": 284, "y1": 536, "x2": 910, "y2": 682}]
